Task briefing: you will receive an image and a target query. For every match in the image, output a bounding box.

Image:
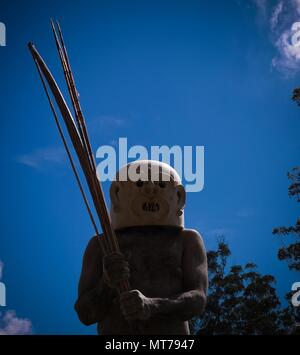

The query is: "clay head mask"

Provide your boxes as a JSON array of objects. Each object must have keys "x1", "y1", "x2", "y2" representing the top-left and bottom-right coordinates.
[{"x1": 109, "y1": 160, "x2": 186, "y2": 230}]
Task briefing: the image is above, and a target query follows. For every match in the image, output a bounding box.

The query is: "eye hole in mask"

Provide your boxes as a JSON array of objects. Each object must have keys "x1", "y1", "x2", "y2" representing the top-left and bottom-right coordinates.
[{"x1": 136, "y1": 180, "x2": 143, "y2": 187}]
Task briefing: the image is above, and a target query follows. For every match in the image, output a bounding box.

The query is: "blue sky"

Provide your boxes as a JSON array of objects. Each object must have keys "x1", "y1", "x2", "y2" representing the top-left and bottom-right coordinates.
[{"x1": 0, "y1": 0, "x2": 299, "y2": 334}]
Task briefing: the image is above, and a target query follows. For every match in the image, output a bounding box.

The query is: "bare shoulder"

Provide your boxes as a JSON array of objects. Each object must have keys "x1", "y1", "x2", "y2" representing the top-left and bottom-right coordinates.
[
  {"x1": 181, "y1": 229, "x2": 206, "y2": 255},
  {"x1": 83, "y1": 234, "x2": 105, "y2": 261}
]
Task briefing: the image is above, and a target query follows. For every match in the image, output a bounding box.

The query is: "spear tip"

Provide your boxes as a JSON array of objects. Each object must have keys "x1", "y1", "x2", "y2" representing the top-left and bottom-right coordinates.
[{"x1": 28, "y1": 41, "x2": 35, "y2": 51}]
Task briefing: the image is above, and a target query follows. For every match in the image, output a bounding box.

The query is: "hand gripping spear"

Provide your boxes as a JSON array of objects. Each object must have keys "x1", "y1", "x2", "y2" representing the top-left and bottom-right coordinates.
[{"x1": 28, "y1": 20, "x2": 139, "y2": 334}]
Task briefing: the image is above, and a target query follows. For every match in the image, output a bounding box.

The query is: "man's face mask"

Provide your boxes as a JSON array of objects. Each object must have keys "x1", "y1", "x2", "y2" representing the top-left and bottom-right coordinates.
[{"x1": 110, "y1": 160, "x2": 186, "y2": 230}]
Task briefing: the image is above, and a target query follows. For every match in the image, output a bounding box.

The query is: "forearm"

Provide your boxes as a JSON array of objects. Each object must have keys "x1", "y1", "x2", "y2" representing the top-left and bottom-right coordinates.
[
  {"x1": 149, "y1": 290, "x2": 206, "y2": 321},
  {"x1": 75, "y1": 279, "x2": 117, "y2": 325}
]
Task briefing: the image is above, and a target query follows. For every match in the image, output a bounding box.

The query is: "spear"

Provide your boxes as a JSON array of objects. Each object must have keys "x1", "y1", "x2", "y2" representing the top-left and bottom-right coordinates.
[
  {"x1": 31, "y1": 52, "x2": 102, "y2": 250},
  {"x1": 49, "y1": 20, "x2": 116, "y2": 255},
  {"x1": 28, "y1": 22, "x2": 141, "y2": 332},
  {"x1": 28, "y1": 43, "x2": 127, "y2": 284},
  {"x1": 28, "y1": 25, "x2": 133, "y2": 294}
]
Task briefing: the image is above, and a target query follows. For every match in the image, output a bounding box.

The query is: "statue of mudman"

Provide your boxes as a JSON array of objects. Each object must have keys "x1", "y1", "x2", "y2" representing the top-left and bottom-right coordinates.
[{"x1": 75, "y1": 160, "x2": 208, "y2": 334}]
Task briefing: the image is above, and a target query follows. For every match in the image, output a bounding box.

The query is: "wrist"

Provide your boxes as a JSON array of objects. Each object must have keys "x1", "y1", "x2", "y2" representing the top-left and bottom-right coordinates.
[{"x1": 147, "y1": 297, "x2": 162, "y2": 316}]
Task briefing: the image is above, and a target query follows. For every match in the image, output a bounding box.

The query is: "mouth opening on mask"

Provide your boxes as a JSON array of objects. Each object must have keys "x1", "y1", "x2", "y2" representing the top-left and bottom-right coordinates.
[{"x1": 142, "y1": 202, "x2": 160, "y2": 212}]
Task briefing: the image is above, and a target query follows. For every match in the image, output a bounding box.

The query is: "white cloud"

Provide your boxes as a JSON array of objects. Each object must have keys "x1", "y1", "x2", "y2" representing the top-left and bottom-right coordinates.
[
  {"x1": 269, "y1": 1, "x2": 300, "y2": 75},
  {"x1": 270, "y1": 1, "x2": 283, "y2": 30},
  {"x1": 95, "y1": 115, "x2": 125, "y2": 127},
  {"x1": 272, "y1": 21, "x2": 300, "y2": 73},
  {"x1": 17, "y1": 146, "x2": 66, "y2": 169},
  {"x1": 0, "y1": 311, "x2": 32, "y2": 335},
  {"x1": 251, "y1": 0, "x2": 300, "y2": 75},
  {"x1": 296, "y1": 0, "x2": 300, "y2": 14},
  {"x1": 0, "y1": 260, "x2": 33, "y2": 335},
  {"x1": 88, "y1": 115, "x2": 126, "y2": 143}
]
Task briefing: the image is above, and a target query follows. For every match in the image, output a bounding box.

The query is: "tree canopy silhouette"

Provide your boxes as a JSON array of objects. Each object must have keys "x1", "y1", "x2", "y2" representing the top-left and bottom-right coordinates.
[
  {"x1": 190, "y1": 240, "x2": 296, "y2": 335},
  {"x1": 273, "y1": 86, "x2": 300, "y2": 273},
  {"x1": 292, "y1": 87, "x2": 300, "y2": 107},
  {"x1": 189, "y1": 88, "x2": 300, "y2": 335},
  {"x1": 273, "y1": 167, "x2": 300, "y2": 272}
]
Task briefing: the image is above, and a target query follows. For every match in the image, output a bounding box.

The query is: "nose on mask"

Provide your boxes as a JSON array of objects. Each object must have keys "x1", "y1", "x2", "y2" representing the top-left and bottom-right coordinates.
[{"x1": 143, "y1": 183, "x2": 159, "y2": 194}]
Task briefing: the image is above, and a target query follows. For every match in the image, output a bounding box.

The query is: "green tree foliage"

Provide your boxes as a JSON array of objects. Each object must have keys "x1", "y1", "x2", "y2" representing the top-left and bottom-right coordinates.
[
  {"x1": 189, "y1": 241, "x2": 297, "y2": 335},
  {"x1": 292, "y1": 87, "x2": 300, "y2": 107},
  {"x1": 190, "y1": 90, "x2": 300, "y2": 335},
  {"x1": 273, "y1": 167, "x2": 300, "y2": 271}
]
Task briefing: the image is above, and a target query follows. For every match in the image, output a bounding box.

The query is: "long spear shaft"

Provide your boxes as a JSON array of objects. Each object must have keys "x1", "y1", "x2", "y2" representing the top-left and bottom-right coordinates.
[
  {"x1": 28, "y1": 33, "x2": 139, "y2": 332},
  {"x1": 28, "y1": 42, "x2": 109, "y2": 249},
  {"x1": 49, "y1": 20, "x2": 118, "y2": 256},
  {"x1": 54, "y1": 21, "x2": 93, "y2": 164},
  {"x1": 28, "y1": 42, "x2": 131, "y2": 293},
  {"x1": 32, "y1": 54, "x2": 105, "y2": 255}
]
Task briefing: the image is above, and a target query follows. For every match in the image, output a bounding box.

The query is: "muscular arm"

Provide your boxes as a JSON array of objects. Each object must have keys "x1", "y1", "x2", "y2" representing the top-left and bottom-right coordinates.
[
  {"x1": 148, "y1": 230, "x2": 208, "y2": 321},
  {"x1": 74, "y1": 236, "x2": 117, "y2": 326}
]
